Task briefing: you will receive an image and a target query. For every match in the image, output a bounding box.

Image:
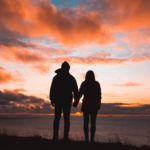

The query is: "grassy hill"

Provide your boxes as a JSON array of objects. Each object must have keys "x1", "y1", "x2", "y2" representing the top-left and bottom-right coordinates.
[{"x1": 0, "y1": 134, "x2": 149, "y2": 150}]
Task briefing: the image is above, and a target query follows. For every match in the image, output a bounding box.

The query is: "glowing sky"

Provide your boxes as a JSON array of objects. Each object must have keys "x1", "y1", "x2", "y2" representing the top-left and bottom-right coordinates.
[{"x1": 0, "y1": 0, "x2": 150, "y2": 113}]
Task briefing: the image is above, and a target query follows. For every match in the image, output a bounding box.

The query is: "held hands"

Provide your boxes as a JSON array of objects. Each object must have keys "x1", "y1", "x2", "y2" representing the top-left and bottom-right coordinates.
[
  {"x1": 51, "y1": 101, "x2": 55, "y2": 107},
  {"x1": 73, "y1": 94, "x2": 81, "y2": 107},
  {"x1": 73, "y1": 101, "x2": 78, "y2": 108}
]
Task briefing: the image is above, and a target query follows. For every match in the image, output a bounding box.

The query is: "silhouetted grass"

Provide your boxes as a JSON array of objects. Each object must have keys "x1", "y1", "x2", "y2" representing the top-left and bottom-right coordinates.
[{"x1": 0, "y1": 134, "x2": 149, "y2": 150}]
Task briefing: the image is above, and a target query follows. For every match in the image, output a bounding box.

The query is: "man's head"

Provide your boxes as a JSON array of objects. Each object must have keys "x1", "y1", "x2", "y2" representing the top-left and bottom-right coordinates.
[{"x1": 61, "y1": 61, "x2": 70, "y2": 72}]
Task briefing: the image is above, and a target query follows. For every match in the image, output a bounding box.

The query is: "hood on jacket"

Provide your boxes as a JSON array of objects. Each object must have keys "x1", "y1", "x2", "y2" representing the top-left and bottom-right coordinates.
[{"x1": 55, "y1": 61, "x2": 70, "y2": 75}]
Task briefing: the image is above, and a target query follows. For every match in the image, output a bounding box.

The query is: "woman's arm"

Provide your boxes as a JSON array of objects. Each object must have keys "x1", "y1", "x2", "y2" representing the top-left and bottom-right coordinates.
[{"x1": 97, "y1": 82, "x2": 102, "y2": 109}]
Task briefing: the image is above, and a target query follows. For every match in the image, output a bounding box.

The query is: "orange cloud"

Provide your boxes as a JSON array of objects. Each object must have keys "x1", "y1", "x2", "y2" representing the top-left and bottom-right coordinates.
[
  {"x1": 0, "y1": 0, "x2": 150, "y2": 46},
  {"x1": 99, "y1": 0, "x2": 150, "y2": 31},
  {"x1": 0, "y1": 46, "x2": 45, "y2": 62},
  {"x1": 114, "y1": 82, "x2": 143, "y2": 87},
  {"x1": 0, "y1": 45, "x2": 50, "y2": 73},
  {"x1": 0, "y1": 67, "x2": 17, "y2": 83},
  {"x1": 0, "y1": 0, "x2": 112, "y2": 45},
  {"x1": 86, "y1": 0, "x2": 150, "y2": 48}
]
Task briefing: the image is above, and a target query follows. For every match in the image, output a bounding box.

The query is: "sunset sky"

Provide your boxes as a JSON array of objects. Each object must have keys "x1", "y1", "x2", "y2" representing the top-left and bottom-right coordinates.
[{"x1": 0, "y1": 0, "x2": 150, "y2": 114}]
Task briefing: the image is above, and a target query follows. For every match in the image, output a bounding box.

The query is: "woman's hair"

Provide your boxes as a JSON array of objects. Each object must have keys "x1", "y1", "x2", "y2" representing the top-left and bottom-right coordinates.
[{"x1": 85, "y1": 70, "x2": 95, "y2": 82}]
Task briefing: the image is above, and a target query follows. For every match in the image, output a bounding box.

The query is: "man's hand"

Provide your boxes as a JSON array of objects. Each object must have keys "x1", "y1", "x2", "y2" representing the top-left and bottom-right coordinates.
[
  {"x1": 73, "y1": 101, "x2": 78, "y2": 107},
  {"x1": 51, "y1": 102, "x2": 55, "y2": 107}
]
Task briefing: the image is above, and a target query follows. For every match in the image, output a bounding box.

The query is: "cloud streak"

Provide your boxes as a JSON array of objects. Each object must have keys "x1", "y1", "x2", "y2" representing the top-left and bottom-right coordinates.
[
  {"x1": 0, "y1": 45, "x2": 50, "y2": 73},
  {"x1": 0, "y1": 46, "x2": 149, "y2": 76},
  {"x1": 51, "y1": 53, "x2": 150, "y2": 65},
  {"x1": 114, "y1": 82, "x2": 143, "y2": 87}
]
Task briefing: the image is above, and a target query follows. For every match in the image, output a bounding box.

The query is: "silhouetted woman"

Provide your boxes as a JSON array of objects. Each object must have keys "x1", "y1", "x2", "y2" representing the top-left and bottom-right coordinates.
[{"x1": 74, "y1": 70, "x2": 101, "y2": 142}]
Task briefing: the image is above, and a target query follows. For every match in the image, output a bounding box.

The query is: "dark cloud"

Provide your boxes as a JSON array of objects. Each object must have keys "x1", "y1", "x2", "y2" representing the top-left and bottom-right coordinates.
[
  {"x1": 0, "y1": 38, "x2": 36, "y2": 48},
  {"x1": 0, "y1": 90, "x2": 52, "y2": 113},
  {"x1": 0, "y1": 90, "x2": 43, "y2": 104},
  {"x1": 71, "y1": 103, "x2": 150, "y2": 116},
  {"x1": 0, "y1": 90, "x2": 149, "y2": 116},
  {"x1": 100, "y1": 103, "x2": 150, "y2": 115}
]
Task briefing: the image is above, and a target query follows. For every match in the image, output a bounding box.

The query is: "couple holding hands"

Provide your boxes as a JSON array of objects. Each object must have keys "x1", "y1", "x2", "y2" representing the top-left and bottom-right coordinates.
[{"x1": 49, "y1": 61, "x2": 102, "y2": 142}]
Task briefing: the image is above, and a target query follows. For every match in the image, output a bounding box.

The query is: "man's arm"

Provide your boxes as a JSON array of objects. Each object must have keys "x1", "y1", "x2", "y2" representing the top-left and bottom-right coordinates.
[
  {"x1": 73, "y1": 77, "x2": 78, "y2": 101},
  {"x1": 73, "y1": 82, "x2": 84, "y2": 107},
  {"x1": 49, "y1": 77, "x2": 56, "y2": 106},
  {"x1": 72, "y1": 77, "x2": 79, "y2": 107}
]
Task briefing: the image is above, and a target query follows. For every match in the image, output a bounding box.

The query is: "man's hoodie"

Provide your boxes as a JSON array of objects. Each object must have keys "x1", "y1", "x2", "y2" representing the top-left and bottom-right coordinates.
[{"x1": 50, "y1": 68, "x2": 78, "y2": 104}]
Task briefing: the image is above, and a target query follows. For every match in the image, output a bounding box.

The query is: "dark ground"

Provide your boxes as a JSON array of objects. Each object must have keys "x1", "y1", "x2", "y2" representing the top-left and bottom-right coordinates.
[{"x1": 0, "y1": 135, "x2": 149, "y2": 150}]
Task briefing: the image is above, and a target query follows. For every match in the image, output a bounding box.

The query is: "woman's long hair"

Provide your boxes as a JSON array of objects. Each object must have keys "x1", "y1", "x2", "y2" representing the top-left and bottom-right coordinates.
[{"x1": 85, "y1": 70, "x2": 95, "y2": 82}]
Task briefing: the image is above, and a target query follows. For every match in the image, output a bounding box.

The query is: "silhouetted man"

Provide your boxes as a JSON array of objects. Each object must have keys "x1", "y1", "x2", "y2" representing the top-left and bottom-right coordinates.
[{"x1": 49, "y1": 61, "x2": 78, "y2": 141}]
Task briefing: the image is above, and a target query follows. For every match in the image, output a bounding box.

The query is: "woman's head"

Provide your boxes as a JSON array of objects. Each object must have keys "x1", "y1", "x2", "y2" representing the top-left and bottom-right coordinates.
[{"x1": 85, "y1": 70, "x2": 95, "y2": 82}]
